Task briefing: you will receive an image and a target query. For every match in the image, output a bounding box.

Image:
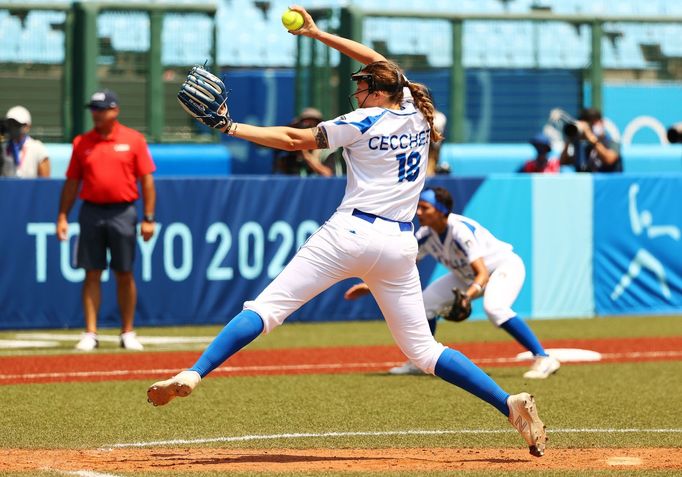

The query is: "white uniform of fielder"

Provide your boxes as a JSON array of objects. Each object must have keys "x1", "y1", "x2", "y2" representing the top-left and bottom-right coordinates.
[
  {"x1": 416, "y1": 214, "x2": 525, "y2": 327},
  {"x1": 244, "y1": 89, "x2": 447, "y2": 374}
]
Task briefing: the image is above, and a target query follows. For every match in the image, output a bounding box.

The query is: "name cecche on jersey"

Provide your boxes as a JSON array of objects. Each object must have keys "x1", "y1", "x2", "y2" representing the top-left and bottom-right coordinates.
[{"x1": 367, "y1": 127, "x2": 431, "y2": 151}]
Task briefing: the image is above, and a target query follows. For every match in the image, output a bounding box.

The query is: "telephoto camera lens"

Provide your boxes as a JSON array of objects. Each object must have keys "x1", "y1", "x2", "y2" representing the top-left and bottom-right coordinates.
[
  {"x1": 667, "y1": 123, "x2": 682, "y2": 143},
  {"x1": 563, "y1": 122, "x2": 579, "y2": 139}
]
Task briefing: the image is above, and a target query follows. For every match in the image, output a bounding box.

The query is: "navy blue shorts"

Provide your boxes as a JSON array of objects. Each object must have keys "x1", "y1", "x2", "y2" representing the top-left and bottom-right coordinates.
[{"x1": 77, "y1": 201, "x2": 137, "y2": 272}]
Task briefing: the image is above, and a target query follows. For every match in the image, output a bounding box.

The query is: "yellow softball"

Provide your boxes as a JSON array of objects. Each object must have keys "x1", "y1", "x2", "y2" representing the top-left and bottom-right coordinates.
[{"x1": 281, "y1": 9, "x2": 304, "y2": 31}]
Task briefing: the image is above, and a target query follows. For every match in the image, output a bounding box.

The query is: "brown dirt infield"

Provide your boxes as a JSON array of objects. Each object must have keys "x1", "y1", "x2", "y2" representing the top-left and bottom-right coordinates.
[
  {"x1": 2, "y1": 336, "x2": 681, "y2": 474},
  {"x1": 2, "y1": 447, "x2": 681, "y2": 473},
  {"x1": 1, "y1": 336, "x2": 681, "y2": 386}
]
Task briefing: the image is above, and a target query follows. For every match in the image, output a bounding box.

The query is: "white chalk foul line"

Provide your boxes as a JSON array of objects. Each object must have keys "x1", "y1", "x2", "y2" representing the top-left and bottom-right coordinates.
[
  {"x1": 0, "y1": 362, "x2": 402, "y2": 381},
  {"x1": 49, "y1": 469, "x2": 123, "y2": 477},
  {"x1": 1, "y1": 350, "x2": 681, "y2": 381},
  {"x1": 15, "y1": 332, "x2": 214, "y2": 345},
  {"x1": 102, "y1": 428, "x2": 682, "y2": 450}
]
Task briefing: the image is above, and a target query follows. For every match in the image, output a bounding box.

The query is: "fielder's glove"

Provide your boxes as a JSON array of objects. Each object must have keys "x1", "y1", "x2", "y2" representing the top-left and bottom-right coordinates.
[
  {"x1": 177, "y1": 65, "x2": 232, "y2": 131},
  {"x1": 443, "y1": 288, "x2": 472, "y2": 322}
]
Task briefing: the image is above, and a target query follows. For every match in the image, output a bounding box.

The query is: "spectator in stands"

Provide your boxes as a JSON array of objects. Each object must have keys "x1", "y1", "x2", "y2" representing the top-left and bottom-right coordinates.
[
  {"x1": 273, "y1": 107, "x2": 335, "y2": 176},
  {"x1": 1, "y1": 106, "x2": 50, "y2": 178},
  {"x1": 519, "y1": 133, "x2": 560, "y2": 173},
  {"x1": 56, "y1": 89, "x2": 156, "y2": 352},
  {"x1": 560, "y1": 108, "x2": 622, "y2": 173}
]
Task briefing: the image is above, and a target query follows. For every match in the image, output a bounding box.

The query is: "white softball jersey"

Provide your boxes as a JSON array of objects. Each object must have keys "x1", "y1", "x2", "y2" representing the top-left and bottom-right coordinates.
[
  {"x1": 244, "y1": 88, "x2": 447, "y2": 374},
  {"x1": 416, "y1": 214, "x2": 525, "y2": 326},
  {"x1": 320, "y1": 88, "x2": 431, "y2": 223}
]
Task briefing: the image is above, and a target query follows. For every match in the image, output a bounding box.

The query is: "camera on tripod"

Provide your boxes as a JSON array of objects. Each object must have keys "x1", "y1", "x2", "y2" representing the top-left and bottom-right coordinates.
[{"x1": 667, "y1": 123, "x2": 682, "y2": 143}]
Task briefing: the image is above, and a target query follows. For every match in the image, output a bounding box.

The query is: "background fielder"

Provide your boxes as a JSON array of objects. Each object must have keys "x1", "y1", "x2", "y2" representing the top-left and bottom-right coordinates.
[{"x1": 347, "y1": 187, "x2": 561, "y2": 379}]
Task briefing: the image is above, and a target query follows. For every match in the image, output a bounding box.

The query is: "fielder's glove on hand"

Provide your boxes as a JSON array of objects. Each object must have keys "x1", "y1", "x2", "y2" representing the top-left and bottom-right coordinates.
[
  {"x1": 443, "y1": 288, "x2": 472, "y2": 322},
  {"x1": 177, "y1": 66, "x2": 233, "y2": 131}
]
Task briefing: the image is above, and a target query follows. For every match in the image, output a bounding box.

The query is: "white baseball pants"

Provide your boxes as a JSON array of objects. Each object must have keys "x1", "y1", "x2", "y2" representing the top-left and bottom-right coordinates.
[
  {"x1": 422, "y1": 253, "x2": 526, "y2": 326},
  {"x1": 244, "y1": 212, "x2": 446, "y2": 374}
]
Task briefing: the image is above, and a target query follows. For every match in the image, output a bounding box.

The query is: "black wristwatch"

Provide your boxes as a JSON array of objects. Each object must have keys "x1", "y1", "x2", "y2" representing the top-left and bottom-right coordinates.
[{"x1": 143, "y1": 214, "x2": 155, "y2": 223}]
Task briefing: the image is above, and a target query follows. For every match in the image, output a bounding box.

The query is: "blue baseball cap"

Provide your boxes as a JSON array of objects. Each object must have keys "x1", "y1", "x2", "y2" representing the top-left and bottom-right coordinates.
[{"x1": 86, "y1": 89, "x2": 119, "y2": 110}]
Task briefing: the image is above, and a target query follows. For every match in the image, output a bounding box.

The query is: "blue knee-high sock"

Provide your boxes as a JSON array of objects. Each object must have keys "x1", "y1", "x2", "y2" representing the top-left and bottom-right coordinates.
[
  {"x1": 428, "y1": 317, "x2": 437, "y2": 336},
  {"x1": 434, "y1": 348, "x2": 510, "y2": 416},
  {"x1": 500, "y1": 316, "x2": 547, "y2": 357},
  {"x1": 190, "y1": 310, "x2": 264, "y2": 377}
]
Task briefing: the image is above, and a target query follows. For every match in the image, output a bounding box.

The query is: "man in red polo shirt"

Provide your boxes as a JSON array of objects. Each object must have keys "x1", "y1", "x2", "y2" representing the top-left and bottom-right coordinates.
[{"x1": 56, "y1": 89, "x2": 156, "y2": 351}]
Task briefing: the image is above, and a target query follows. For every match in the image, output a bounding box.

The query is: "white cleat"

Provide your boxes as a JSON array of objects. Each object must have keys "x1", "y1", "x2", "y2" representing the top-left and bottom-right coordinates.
[
  {"x1": 388, "y1": 361, "x2": 425, "y2": 375},
  {"x1": 523, "y1": 355, "x2": 560, "y2": 379},
  {"x1": 75, "y1": 332, "x2": 99, "y2": 351},
  {"x1": 120, "y1": 331, "x2": 144, "y2": 351},
  {"x1": 147, "y1": 370, "x2": 201, "y2": 407},
  {"x1": 507, "y1": 392, "x2": 547, "y2": 457}
]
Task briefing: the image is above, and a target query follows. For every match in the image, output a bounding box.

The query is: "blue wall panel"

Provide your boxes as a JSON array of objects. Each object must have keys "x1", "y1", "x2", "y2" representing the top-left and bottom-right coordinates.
[
  {"x1": 462, "y1": 175, "x2": 533, "y2": 320},
  {"x1": 532, "y1": 175, "x2": 594, "y2": 317},
  {"x1": 3, "y1": 175, "x2": 681, "y2": 331},
  {"x1": 594, "y1": 175, "x2": 682, "y2": 314}
]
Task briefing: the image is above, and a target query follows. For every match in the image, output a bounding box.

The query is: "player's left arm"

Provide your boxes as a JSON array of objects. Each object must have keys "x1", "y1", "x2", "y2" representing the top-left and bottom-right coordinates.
[{"x1": 230, "y1": 124, "x2": 322, "y2": 151}]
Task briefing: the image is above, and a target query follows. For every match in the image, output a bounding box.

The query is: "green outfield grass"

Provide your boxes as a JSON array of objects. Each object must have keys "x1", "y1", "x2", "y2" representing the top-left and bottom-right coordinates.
[
  {"x1": 1, "y1": 316, "x2": 681, "y2": 476},
  {"x1": 2, "y1": 360, "x2": 681, "y2": 450}
]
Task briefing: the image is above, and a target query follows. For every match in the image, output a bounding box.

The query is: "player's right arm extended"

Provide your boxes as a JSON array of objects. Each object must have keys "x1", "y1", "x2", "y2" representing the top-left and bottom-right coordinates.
[
  {"x1": 289, "y1": 6, "x2": 386, "y2": 65},
  {"x1": 311, "y1": 30, "x2": 386, "y2": 65}
]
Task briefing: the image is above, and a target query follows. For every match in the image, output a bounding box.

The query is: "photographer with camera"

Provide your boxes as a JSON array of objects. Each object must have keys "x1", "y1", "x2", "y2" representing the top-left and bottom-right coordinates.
[
  {"x1": 1, "y1": 106, "x2": 50, "y2": 178},
  {"x1": 559, "y1": 107, "x2": 622, "y2": 173},
  {"x1": 272, "y1": 107, "x2": 335, "y2": 177}
]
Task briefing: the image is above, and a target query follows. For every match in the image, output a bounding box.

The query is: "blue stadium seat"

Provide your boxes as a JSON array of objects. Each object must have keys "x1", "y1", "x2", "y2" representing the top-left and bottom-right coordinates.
[
  {"x1": 2, "y1": 0, "x2": 678, "y2": 70},
  {"x1": 0, "y1": 15, "x2": 22, "y2": 62}
]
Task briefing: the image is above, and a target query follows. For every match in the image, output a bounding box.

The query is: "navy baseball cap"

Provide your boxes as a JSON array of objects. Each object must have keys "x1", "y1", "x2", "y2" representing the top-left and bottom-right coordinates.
[{"x1": 86, "y1": 89, "x2": 119, "y2": 110}]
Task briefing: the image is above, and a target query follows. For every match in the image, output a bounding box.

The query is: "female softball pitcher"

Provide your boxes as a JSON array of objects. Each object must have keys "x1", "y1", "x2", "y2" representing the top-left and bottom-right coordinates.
[
  {"x1": 345, "y1": 187, "x2": 561, "y2": 379},
  {"x1": 148, "y1": 6, "x2": 548, "y2": 457}
]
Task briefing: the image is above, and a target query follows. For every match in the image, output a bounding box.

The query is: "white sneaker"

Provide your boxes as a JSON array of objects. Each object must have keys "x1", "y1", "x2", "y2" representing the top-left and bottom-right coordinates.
[
  {"x1": 120, "y1": 331, "x2": 144, "y2": 351},
  {"x1": 147, "y1": 370, "x2": 202, "y2": 407},
  {"x1": 523, "y1": 355, "x2": 560, "y2": 379},
  {"x1": 75, "y1": 332, "x2": 98, "y2": 351},
  {"x1": 388, "y1": 361, "x2": 425, "y2": 375},
  {"x1": 507, "y1": 392, "x2": 547, "y2": 457}
]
